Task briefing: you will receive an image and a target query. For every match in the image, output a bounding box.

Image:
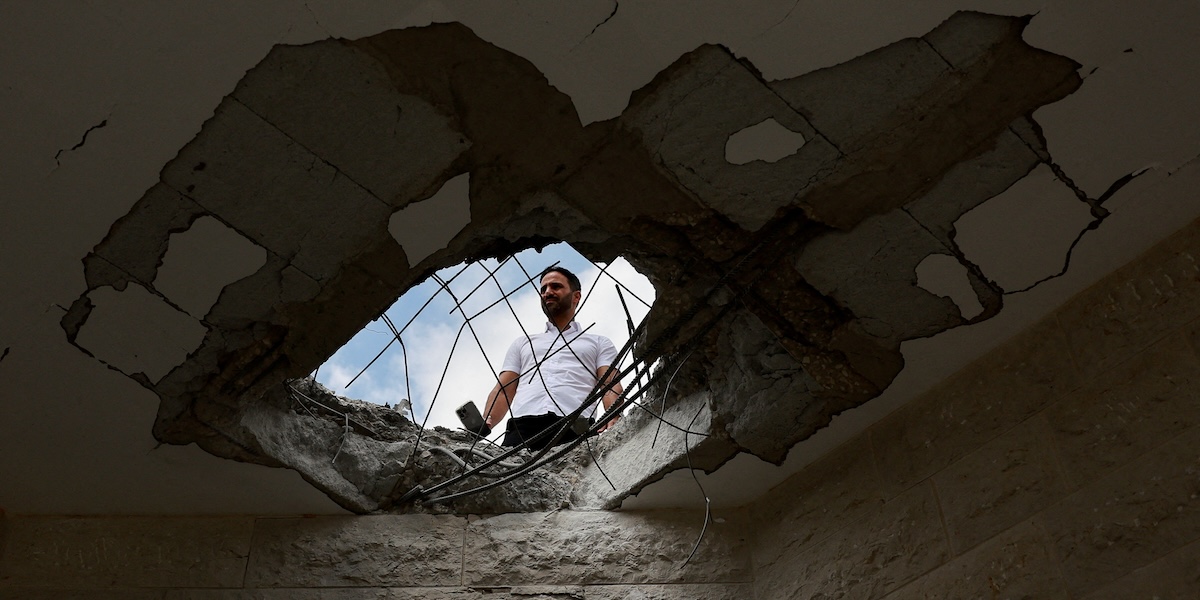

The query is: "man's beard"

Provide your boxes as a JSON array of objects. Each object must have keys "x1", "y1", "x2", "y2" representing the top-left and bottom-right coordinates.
[{"x1": 542, "y1": 296, "x2": 570, "y2": 319}]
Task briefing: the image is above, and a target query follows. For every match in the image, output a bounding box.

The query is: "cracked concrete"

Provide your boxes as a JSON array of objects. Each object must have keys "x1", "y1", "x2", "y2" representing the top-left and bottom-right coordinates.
[
  {"x1": 955, "y1": 164, "x2": 1097, "y2": 292},
  {"x1": 60, "y1": 11, "x2": 1086, "y2": 513},
  {"x1": 583, "y1": 1, "x2": 619, "y2": 42},
  {"x1": 53, "y1": 118, "x2": 107, "y2": 165}
]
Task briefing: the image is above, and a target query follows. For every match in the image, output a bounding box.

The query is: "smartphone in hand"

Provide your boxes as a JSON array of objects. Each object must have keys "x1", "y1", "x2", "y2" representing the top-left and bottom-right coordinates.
[{"x1": 455, "y1": 401, "x2": 491, "y2": 437}]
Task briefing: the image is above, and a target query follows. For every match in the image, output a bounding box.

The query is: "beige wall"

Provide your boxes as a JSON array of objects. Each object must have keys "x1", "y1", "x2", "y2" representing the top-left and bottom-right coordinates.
[
  {"x1": 5, "y1": 219, "x2": 1200, "y2": 599},
  {"x1": 752, "y1": 215, "x2": 1200, "y2": 599}
]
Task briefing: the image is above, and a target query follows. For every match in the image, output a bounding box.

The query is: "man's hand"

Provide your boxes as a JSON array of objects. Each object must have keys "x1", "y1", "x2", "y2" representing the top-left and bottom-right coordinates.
[{"x1": 597, "y1": 412, "x2": 620, "y2": 433}]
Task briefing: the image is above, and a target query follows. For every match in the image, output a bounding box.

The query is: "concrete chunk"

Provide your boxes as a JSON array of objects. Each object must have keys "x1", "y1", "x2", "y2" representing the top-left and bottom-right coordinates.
[{"x1": 794, "y1": 209, "x2": 965, "y2": 347}]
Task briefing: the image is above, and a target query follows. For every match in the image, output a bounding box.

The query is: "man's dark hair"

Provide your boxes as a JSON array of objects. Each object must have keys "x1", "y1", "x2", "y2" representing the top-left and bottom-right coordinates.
[{"x1": 539, "y1": 265, "x2": 581, "y2": 292}]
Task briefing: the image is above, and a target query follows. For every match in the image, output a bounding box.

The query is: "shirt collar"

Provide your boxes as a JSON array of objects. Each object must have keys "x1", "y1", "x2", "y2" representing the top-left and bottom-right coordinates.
[{"x1": 543, "y1": 320, "x2": 580, "y2": 334}]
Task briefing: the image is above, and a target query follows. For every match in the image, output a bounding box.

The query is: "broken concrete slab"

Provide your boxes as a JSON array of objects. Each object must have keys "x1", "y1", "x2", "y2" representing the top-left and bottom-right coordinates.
[
  {"x1": 233, "y1": 379, "x2": 580, "y2": 514},
  {"x1": 770, "y1": 37, "x2": 950, "y2": 155},
  {"x1": 85, "y1": 183, "x2": 209, "y2": 291},
  {"x1": 706, "y1": 309, "x2": 826, "y2": 463},
  {"x1": 769, "y1": 11, "x2": 1080, "y2": 230},
  {"x1": 904, "y1": 126, "x2": 1044, "y2": 249},
  {"x1": 571, "y1": 389, "x2": 730, "y2": 509}
]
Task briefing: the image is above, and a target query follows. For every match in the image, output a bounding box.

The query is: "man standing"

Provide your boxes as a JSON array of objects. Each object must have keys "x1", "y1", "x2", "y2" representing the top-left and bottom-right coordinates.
[{"x1": 482, "y1": 266, "x2": 623, "y2": 450}]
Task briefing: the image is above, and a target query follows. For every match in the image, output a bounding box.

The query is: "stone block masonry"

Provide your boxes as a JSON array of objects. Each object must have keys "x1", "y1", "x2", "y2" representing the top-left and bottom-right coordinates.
[{"x1": 0, "y1": 510, "x2": 753, "y2": 598}]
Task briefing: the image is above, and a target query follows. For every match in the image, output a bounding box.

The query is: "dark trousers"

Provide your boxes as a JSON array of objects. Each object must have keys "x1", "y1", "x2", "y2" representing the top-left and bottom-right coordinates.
[{"x1": 502, "y1": 413, "x2": 591, "y2": 451}]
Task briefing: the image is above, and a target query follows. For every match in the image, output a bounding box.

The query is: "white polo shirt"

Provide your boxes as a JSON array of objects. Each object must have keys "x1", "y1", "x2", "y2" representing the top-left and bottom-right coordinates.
[{"x1": 501, "y1": 321, "x2": 618, "y2": 418}]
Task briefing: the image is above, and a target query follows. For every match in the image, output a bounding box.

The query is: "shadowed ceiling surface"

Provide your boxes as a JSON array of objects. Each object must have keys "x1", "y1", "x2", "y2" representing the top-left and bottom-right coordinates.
[{"x1": 3, "y1": 1, "x2": 1200, "y2": 514}]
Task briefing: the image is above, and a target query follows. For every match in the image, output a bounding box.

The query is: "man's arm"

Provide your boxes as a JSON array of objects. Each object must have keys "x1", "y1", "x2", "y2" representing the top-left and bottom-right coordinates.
[
  {"x1": 484, "y1": 370, "x2": 520, "y2": 429},
  {"x1": 595, "y1": 365, "x2": 623, "y2": 432}
]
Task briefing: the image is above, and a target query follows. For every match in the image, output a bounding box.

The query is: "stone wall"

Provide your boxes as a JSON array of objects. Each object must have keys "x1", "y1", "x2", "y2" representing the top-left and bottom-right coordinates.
[
  {"x1": 751, "y1": 215, "x2": 1200, "y2": 599},
  {"x1": 0, "y1": 510, "x2": 753, "y2": 598}
]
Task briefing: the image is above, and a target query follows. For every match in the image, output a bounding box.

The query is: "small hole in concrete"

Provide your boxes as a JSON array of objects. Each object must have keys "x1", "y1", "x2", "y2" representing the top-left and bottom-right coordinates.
[
  {"x1": 915, "y1": 253, "x2": 984, "y2": 320},
  {"x1": 314, "y1": 242, "x2": 656, "y2": 435},
  {"x1": 724, "y1": 118, "x2": 807, "y2": 165}
]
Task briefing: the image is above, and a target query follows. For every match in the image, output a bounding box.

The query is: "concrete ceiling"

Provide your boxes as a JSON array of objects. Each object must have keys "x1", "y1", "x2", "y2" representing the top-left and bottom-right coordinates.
[{"x1": 3, "y1": 1, "x2": 1200, "y2": 515}]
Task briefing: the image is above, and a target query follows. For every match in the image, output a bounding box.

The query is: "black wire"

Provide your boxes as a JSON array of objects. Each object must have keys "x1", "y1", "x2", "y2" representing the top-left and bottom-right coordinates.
[
  {"x1": 446, "y1": 256, "x2": 514, "y2": 313},
  {"x1": 415, "y1": 318, "x2": 649, "y2": 500},
  {"x1": 403, "y1": 319, "x2": 467, "y2": 467},
  {"x1": 344, "y1": 260, "x2": 476, "y2": 389},
  {"x1": 423, "y1": 310, "x2": 667, "y2": 502},
  {"x1": 615, "y1": 285, "x2": 636, "y2": 338},
  {"x1": 652, "y1": 348, "x2": 696, "y2": 449},
  {"x1": 461, "y1": 259, "x2": 559, "y2": 321},
  {"x1": 419, "y1": 249, "x2": 759, "y2": 505},
  {"x1": 680, "y1": 388, "x2": 713, "y2": 567},
  {"x1": 579, "y1": 255, "x2": 653, "y2": 310},
  {"x1": 379, "y1": 314, "x2": 413, "y2": 419},
  {"x1": 362, "y1": 234, "x2": 776, "y2": 505}
]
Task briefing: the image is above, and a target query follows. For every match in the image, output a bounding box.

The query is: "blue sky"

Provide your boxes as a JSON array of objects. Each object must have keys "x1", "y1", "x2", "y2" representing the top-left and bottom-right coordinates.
[{"x1": 314, "y1": 243, "x2": 656, "y2": 434}]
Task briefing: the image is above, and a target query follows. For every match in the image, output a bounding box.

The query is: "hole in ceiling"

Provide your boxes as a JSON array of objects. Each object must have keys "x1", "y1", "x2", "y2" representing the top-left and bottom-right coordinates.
[
  {"x1": 156, "y1": 216, "x2": 267, "y2": 319},
  {"x1": 313, "y1": 241, "x2": 657, "y2": 437},
  {"x1": 388, "y1": 173, "x2": 472, "y2": 266},
  {"x1": 915, "y1": 253, "x2": 984, "y2": 320},
  {"x1": 724, "y1": 118, "x2": 807, "y2": 165}
]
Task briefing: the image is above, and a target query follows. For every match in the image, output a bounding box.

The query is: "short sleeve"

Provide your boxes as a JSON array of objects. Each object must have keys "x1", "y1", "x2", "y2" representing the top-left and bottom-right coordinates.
[
  {"x1": 501, "y1": 336, "x2": 525, "y2": 375},
  {"x1": 595, "y1": 335, "x2": 618, "y2": 369}
]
